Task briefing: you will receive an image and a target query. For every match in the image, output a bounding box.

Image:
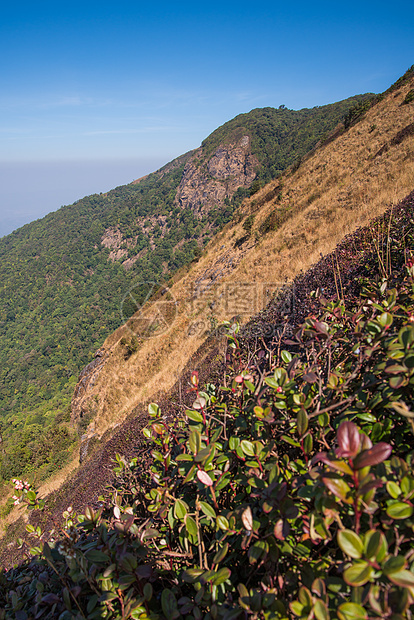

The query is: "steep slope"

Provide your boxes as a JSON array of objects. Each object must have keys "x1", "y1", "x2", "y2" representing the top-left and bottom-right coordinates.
[
  {"x1": 71, "y1": 67, "x2": 414, "y2": 450},
  {"x1": 3, "y1": 176, "x2": 414, "y2": 578},
  {"x1": 0, "y1": 65, "x2": 413, "y2": 568},
  {"x1": 0, "y1": 96, "x2": 366, "y2": 482}
]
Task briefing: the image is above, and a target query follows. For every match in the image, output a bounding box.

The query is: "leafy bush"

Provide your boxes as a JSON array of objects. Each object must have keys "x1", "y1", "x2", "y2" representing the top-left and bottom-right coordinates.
[
  {"x1": 2, "y1": 250, "x2": 414, "y2": 618},
  {"x1": 259, "y1": 205, "x2": 293, "y2": 235},
  {"x1": 403, "y1": 89, "x2": 414, "y2": 105},
  {"x1": 242, "y1": 215, "x2": 256, "y2": 234}
]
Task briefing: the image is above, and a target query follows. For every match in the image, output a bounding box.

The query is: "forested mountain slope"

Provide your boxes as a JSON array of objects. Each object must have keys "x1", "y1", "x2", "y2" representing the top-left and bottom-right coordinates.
[{"x1": 0, "y1": 95, "x2": 368, "y2": 482}]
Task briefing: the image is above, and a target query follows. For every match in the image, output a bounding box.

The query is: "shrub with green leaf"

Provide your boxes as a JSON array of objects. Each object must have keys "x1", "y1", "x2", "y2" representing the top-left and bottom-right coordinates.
[{"x1": 2, "y1": 248, "x2": 414, "y2": 618}]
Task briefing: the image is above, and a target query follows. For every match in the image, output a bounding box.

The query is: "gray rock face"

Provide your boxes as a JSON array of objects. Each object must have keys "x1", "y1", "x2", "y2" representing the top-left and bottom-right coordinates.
[{"x1": 175, "y1": 136, "x2": 258, "y2": 216}]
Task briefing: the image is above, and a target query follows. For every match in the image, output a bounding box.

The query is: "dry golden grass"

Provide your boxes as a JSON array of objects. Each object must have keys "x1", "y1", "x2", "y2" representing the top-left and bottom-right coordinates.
[{"x1": 73, "y1": 76, "x2": 414, "y2": 438}]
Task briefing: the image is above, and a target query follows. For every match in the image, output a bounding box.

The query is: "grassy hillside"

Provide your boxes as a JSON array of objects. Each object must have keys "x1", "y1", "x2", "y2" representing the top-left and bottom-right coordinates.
[
  {"x1": 0, "y1": 96, "x2": 367, "y2": 484},
  {"x1": 67, "y1": 66, "x2": 414, "y2": 450},
  {"x1": 2, "y1": 188, "x2": 414, "y2": 618}
]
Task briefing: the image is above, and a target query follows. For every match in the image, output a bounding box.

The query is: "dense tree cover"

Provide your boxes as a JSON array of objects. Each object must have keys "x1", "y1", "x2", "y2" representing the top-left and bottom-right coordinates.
[
  {"x1": 0, "y1": 92, "x2": 374, "y2": 482},
  {"x1": 0, "y1": 154, "x2": 210, "y2": 481}
]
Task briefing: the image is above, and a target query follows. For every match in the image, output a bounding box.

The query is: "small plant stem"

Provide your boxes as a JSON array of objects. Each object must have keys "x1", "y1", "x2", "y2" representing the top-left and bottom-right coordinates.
[
  {"x1": 335, "y1": 251, "x2": 344, "y2": 300},
  {"x1": 300, "y1": 438, "x2": 309, "y2": 465},
  {"x1": 308, "y1": 394, "x2": 355, "y2": 418},
  {"x1": 42, "y1": 551, "x2": 87, "y2": 618},
  {"x1": 210, "y1": 486, "x2": 219, "y2": 511},
  {"x1": 332, "y1": 254, "x2": 340, "y2": 300},
  {"x1": 387, "y1": 207, "x2": 393, "y2": 276},
  {"x1": 255, "y1": 456, "x2": 264, "y2": 473},
  {"x1": 350, "y1": 464, "x2": 361, "y2": 534},
  {"x1": 196, "y1": 495, "x2": 209, "y2": 569},
  {"x1": 117, "y1": 588, "x2": 125, "y2": 619},
  {"x1": 195, "y1": 495, "x2": 203, "y2": 568}
]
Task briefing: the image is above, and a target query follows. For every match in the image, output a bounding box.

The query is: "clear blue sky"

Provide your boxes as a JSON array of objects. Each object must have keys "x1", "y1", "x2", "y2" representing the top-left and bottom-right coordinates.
[{"x1": 1, "y1": 0, "x2": 413, "y2": 237}]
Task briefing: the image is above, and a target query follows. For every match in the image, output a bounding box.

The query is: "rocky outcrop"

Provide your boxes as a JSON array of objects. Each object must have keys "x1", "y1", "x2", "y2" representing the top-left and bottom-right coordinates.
[
  {"x1": 175, "y1": 135, "x2": 258, "y2": 216},
  {"x1": 101, "y1": 228, "x2": 122, "y2": 250},
  {"x1": 100, "y1": 228, "x2": 129, "y2": 262}
]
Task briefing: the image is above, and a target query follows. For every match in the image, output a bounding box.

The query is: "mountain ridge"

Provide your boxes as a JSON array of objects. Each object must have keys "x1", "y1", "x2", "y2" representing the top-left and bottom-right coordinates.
[
  {"x1": 66, "y1": 67, "x2": 414, "y2": 452},
  {"x1": 0, "y1": 94, "x2": 368, "y2": 485},
  {"x1": 0, "y1": 64, "x2": 414, "y2": 576}
]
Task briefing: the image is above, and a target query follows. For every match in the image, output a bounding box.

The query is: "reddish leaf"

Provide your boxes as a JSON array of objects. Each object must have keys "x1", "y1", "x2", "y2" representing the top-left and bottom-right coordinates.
[
  {"x1": 274, "y1": 518, "x2": 290, "y2": 540},
  {"x1": 241, "y1": 506, "x2": 253, "y2": 531},
  {"x1": 311, "y1": 451, "x2": 329, "y2": 465},
  {"x1": 315, "y1": 321, "x2": 329, "y2": 335},
  {"x1": 357, "y1": 476, "x2": 383, "y2": 497},
  {"x1": 322, "y1": 476, "x2": 353, "y2": 503},
  {"x1": 197, "y1": 470, "x2": 213, "y2": 486},
  {"x1": 336, "y1": 421, "x2": 360, "y2": 458},
  {"x1": 152, "y1": 423, "x2": 165, "y2": 435},
  {"x1": 190, "y1": 371, "x2": 199, "y2": 387},
  {"x1": 312, "y1": 452, "x2": 353, "y2": 475},
  {"x1": 353, "y1": 442, "x2": 392, "y2": 469}
]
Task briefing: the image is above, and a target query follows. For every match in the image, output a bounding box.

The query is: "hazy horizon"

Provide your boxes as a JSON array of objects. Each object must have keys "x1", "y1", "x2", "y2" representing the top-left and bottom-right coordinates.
[{"x1": 0, "y1": 157, "x2": 169, "y2": 238}]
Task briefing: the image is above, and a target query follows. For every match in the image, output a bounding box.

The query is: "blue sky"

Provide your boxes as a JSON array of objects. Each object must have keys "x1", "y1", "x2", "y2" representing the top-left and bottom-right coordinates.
[{"x1": 1, "y1": 0, "x2": 413, "y2": 237}]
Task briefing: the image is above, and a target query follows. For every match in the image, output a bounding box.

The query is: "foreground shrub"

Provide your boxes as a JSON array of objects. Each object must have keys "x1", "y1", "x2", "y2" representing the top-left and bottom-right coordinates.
[{"x1": 2, "y1": 262, "x2": 414, "y2": 618}]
